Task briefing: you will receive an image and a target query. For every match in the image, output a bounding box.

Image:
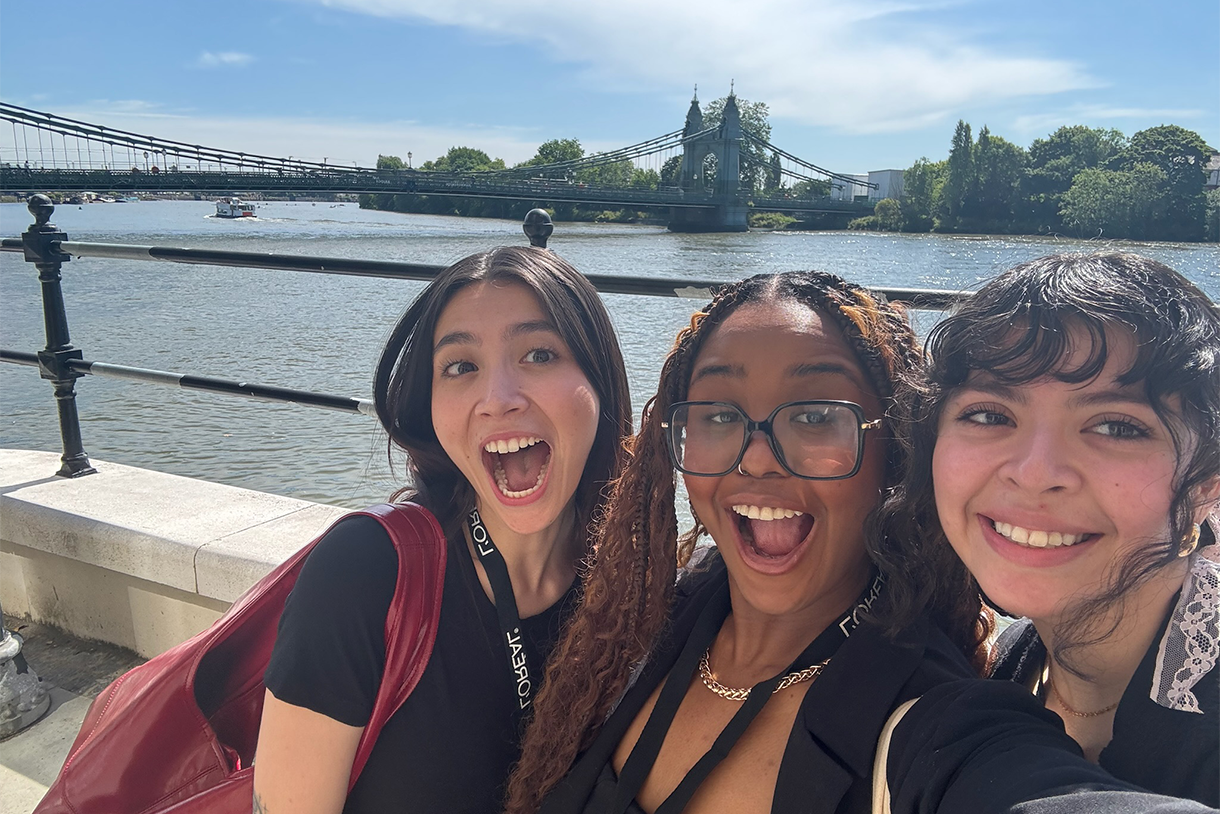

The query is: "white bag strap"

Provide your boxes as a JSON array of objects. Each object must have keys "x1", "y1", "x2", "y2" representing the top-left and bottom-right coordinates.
[{"x1": 872, "y1": 696, "x2": 920, "y2": 814}]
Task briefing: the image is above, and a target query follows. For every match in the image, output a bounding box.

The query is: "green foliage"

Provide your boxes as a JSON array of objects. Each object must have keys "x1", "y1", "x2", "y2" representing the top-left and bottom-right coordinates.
[
  {"x1": 901, "y1": 158, "x2": 945, "y2": 232},
  {"x1": 1059, "y1": 164, "x2": 1170, "y2": 239},
  {"x1": 1205, "y1": 189, "x2": 1220, "y2": 242},
  {"x1": 520, "y1": 138, "x2": 584, "y2": 168},
  {"x1": 631, "y1": 168, "x2": 661, "y2": 189},
  {"x1": 873, "y1": 198, "x2": 903, "y2": 231},
  {"x1": 967, "y1": 127, "x2": 1027, "y2": 227},
  {"x1": 791, "y1": 178, "x2": 831, "y2": 198},
  {"x1": 847, "y1": 215, "x2": 879, "y2": 230},
  {"x1": 1112, "y1": 125, "x2": 1213, "y2": 241},
  {"x1": 766, "y1": 152, "x2": 782, "y2": 192},
  {"x1": 660, "y1": 155, "x2": 682, "y2": 186},
  {"x1": 748, "y1": 211, "x2": 797, "y2": 230},
  {"x1": 376, "y1": 154, "x2": 406, "y2": 170},
  {"x1": 937, "y1": 120, "x2": 974, "y2": 230},
  {"x1": 421, "y1": 146, "x2": 506, "y2": 173},
  {"x1": 1022, "y1": 126, "x2": 1126, "y2": 231}
]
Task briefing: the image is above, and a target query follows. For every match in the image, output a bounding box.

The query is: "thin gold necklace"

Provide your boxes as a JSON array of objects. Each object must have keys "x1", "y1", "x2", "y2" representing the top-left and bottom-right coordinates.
[
  {"x1": 1045, "y1": 663, "x2": 1120, "y2": 719},
  {"x1": 698, "y1": 649, "x2": 830, "y2": 702}
]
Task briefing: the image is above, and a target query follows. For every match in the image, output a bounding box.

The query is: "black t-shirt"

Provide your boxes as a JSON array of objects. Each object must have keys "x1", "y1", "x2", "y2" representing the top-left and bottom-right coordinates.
[{"x1": 264, "y1": 515, "x2": 578, "y2": 814}]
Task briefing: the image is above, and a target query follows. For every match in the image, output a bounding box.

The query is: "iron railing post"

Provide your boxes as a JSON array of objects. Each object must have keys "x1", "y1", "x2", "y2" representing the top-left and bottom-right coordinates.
[{"x1": 21, "y1": 194, "x2": 96, "y2": 477}]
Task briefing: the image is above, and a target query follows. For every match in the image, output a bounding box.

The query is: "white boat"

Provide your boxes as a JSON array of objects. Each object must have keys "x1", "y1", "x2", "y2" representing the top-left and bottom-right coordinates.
[{"x1": 215, "y1": 198, "x2": 256, "y2": 218}]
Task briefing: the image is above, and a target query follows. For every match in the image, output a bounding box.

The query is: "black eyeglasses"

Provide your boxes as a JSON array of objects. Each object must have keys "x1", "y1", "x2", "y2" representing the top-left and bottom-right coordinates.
[{"x1": 661, "y1": 400, "x2": 882, "y2": 480}]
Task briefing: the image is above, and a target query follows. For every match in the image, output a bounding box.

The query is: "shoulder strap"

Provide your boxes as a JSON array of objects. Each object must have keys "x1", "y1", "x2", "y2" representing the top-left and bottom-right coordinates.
[
  {"x1": 871, "y1": 696, "x2": 919, "y2": 814},
  {"x1": 347, "y1": 502, "x2": 448, "y2": 789}
]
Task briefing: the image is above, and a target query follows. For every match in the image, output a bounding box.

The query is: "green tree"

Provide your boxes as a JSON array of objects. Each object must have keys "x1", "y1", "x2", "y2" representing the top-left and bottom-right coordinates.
[
  {"x1": 874, "y1": 198, "x2": 903, "y2": 231},
  {"x1": 1113, "y1": 125, "x2": 1213, "y2": 240},
  {"x1": 1021, "y1": 126, "x2": 1126, "y2": 231},
  {"x1": 791, "y1": 178, "x2": 831, "y2": 198},
  {"x1": 1206, "y1": 188, "x2": 1220, "y2": 242},
  {"x1": 704, "y1": 96, "x2": 772, "y2": 193},
  {"x1": 901, "y1": 157, "x2": 946, "y2": 232},
  {"x1": 660, "y1": 155, "x2": 682, "y2": 186},
  {"x1": 766, "y1": 151, "x2": 783, "y2": 192},
  {"x1": 631, "y1": 167, "x2": 660, "y2": 189},
  {"x1": 376, "y1": 154, "x2": 406, "y2": 170},
  {"x1": 967, "y1": 127, "x2": 1027, "y2": 228},
  {"x1": 421, "y1": 146, "x2": 506, "y2": 173},
  {"x1": 519, "y1": 138, "x2": 584, "y2": 169},
  {"x1": 1060, "y1": 164, "x2": 1170, "y2": 239},
  {"x1": 938, "y1": 120, "x2": 974, "y2": 230}
]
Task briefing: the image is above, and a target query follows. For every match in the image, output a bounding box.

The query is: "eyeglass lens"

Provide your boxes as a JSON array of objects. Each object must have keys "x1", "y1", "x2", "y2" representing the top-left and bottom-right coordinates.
[{"x1": 671, "y1": 402, "x2": 861, "y2": 478}]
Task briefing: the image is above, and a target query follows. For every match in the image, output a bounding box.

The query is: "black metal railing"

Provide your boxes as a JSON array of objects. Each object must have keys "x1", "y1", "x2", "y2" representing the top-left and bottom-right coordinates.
[{"x1": 1, "y1": 195, "x2": 967, "y2": 478}]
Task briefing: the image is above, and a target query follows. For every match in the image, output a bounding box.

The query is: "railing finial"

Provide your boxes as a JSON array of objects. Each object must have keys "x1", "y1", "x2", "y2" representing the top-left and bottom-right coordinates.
[
  {"x1": 523, "y1": 208, "x2": 554, "y2": 249},
  {"x1": 28, "y1": 193, "x2": 54, "y2": 227}
]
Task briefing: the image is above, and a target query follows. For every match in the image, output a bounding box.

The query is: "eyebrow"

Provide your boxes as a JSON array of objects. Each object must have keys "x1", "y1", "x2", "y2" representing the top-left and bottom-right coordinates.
[
  {"x1": 1069, "y1": 388, "x2": 1151, "y2": 409},
  {"x1": 689, "y1": 360, "x2": 862, "y2": 386},
  {"x1": 433, "y1": 320, "x2": 560, "y2": 356},
  {"x1": 956, "y1": 379, "x2": 1029, "y2": 405}
]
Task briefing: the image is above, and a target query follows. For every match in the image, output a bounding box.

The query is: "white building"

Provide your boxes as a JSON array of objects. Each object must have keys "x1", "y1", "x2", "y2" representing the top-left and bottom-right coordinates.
[
  {"x1": 830, "y1": 173, "x2": 869, "y2": 201},
  {"x1": 868, "y1": 169, "x2": 905, "y2": 202}
]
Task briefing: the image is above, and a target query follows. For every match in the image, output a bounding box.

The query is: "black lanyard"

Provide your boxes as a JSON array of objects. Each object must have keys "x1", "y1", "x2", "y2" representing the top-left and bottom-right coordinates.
[
  {"x1": 611, "y1": 572, "x2": 884, "y2": 814},
  {"x1": 467, "y1": 508, "x2": 535, "y2": 717}
]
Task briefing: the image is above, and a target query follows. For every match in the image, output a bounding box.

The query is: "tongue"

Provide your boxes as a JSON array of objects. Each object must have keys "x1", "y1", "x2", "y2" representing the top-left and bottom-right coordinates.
[
  {"x1": 501, "y1": 443, "x2": 550, "y2": 492},
  {"x1": 748, "y1": 515, "x2": 814, "y2": 557}
]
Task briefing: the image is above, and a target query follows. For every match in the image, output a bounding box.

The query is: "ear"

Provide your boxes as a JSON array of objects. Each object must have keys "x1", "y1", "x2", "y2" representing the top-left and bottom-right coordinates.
[{"x1": 1191, "y1": 475, "x2": 1220, "y2": 525}]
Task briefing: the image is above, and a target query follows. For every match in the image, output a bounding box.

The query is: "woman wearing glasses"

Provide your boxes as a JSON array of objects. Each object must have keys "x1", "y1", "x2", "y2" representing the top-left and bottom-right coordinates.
[{"x1": 502, "y1": 270, "x2": 987, "y2": 814}]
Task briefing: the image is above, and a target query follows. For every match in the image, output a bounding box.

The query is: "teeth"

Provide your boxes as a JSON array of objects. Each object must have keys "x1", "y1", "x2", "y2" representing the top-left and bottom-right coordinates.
[
  {"x1": 993, "y1": 520, "x2": 1087, "y2": 548},
  {"x1": 732, "y1": 505, "x2": 804, "y2": 521},
  {"x1": 493, "y1": 456, "x2": 549, "y2": 499},
  {"x1": 483, "y1": 436, "x2": 542, "y2": 455}
]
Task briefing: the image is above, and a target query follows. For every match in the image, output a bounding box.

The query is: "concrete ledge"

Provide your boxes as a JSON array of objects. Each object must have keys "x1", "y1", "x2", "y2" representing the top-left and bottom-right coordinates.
[{"x1": 1, "y1": 449, "x2": 349, "y2": 657}]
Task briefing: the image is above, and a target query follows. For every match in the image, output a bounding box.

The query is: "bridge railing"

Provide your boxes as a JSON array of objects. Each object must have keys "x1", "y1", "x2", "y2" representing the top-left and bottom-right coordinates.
[{"x1": 1, "y1": 195, "x2": 967, "y2": 479}]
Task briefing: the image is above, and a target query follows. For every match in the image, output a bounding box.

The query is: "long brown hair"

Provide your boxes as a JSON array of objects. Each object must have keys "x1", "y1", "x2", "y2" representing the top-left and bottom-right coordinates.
[
  {"x1": 505, "y1": 270, "x2": 973, "y2": 814},
  {"x1": 373, "y1": 246, "x2": 633, "y2": 545}
]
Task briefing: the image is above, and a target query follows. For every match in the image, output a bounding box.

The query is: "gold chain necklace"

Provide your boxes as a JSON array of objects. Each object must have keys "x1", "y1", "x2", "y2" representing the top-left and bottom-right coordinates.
[
  {"x1": 1045, "y1": 663, "x2": 1120, "y2": 719},
  {"x1": 698, "y1": 650, "x2": 830, "y2": 702}
]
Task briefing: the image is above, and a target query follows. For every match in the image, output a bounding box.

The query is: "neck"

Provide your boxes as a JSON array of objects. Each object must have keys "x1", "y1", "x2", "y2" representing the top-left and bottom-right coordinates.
[
  {"x1": 466, "y1": 501, "x2": 581, "y2": 616},
  {"x1": 711, "y1": 564, "x2": 870, "y2": 688},
  {"x1": 1035, "y1": 558, "x2": 1188, "y2": 716}
]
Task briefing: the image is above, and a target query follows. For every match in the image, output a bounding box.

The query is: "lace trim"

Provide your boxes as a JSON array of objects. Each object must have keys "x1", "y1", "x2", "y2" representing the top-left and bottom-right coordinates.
[{"x1": 1151, "y1": 515, "x2": 1220, "y2": 713}]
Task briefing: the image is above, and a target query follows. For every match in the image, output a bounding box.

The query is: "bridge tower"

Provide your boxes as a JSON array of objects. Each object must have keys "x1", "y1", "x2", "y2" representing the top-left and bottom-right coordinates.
[{"x1": 669, "y1": 89, "x2": 748, "y2": 232}]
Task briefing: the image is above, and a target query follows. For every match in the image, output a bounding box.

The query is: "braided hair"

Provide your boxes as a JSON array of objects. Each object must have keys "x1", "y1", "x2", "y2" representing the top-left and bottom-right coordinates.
[{"x1": 504, "y1": 269, "x2": 958, "y2": 814}]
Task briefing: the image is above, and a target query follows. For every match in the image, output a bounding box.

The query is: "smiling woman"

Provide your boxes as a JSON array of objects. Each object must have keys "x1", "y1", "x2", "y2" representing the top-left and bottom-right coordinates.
[
  {"x1": 250, "y1": 247, "x2": 632, "y2": 814},
  {"x1": 878, "y1": 252, "x2": 1220, "y2": 807}
]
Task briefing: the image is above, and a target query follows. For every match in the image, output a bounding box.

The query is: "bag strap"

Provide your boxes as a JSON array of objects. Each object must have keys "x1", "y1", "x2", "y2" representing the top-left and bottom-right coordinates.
[
  {"x1": 872, "y1": 696, "x2": 919, "y2": 814},
  {"x1": 347, "y1": 502, "x2": 448, "y2": 789}
]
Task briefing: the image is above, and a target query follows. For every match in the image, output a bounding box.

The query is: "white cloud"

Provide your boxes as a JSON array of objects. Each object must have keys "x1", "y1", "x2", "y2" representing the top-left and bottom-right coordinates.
[
  {"x1": 29, "y1": 102, "x2": 552, "y2": 167},
  {"x1": 295, "y1": 0, "x2": 1096, "y2": 134},
  {"x1": 195, "y1": 51, "x2": 255, "y2": 68},
  {"x1": 1012, "y1": 105, "x2": 1207, "y2": 137}
]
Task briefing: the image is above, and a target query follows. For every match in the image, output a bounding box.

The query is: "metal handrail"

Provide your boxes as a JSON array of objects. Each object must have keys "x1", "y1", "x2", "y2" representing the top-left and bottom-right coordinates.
[{"x1": 1, "y1": 195, "x2": 966, "y2": 478}]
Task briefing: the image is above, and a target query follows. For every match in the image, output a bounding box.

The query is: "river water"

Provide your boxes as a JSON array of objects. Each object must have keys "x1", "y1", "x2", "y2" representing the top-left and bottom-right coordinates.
[{"x1": 2, "y1": 200, "x2": 1217, "y2": 509}]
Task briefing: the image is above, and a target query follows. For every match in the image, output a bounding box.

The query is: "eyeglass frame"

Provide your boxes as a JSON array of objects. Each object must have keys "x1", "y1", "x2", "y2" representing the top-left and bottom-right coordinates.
[{"x1": 660, "y1": 399, "x2": 883, "y2": 480}]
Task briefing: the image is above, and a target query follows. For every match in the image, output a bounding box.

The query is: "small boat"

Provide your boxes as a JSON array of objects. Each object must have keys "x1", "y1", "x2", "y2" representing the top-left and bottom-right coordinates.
[{"x1": 215, "y1": 198, "x2": 256, "y2": 218}]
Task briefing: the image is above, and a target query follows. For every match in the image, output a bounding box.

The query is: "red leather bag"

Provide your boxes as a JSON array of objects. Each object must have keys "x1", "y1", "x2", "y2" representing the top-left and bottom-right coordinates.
[{"x1": 35, "y1": 502, "x2": 447, "y2": 814}]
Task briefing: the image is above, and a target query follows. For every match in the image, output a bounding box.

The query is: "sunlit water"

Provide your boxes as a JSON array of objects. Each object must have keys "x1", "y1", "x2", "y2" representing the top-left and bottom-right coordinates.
[{"x1": 2, "y1": 200, "x2": 1217, "y2": 509}]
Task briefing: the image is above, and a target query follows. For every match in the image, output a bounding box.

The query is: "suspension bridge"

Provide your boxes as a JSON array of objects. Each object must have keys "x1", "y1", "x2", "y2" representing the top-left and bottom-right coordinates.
[{"x1": 1, "y1": 95, "x2": 880, "y2": 231}]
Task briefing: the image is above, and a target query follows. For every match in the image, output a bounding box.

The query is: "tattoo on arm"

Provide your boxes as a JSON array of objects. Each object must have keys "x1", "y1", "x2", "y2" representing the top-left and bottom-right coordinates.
[{"x1": 253, "y1": 792, "x2": 268, "y2": 814}]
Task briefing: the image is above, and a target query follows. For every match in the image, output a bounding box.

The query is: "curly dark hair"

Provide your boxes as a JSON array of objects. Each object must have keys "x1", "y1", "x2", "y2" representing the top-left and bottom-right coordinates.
[
  {"x1": 872, "y1": 252, "x2": 1220, "y2": 678},
  {"x1": 373, "y1": 246, "x2": 632, "y2": 546},
  {"x1": 504, "y1": 269, "x2": 985, "y2": 814}
]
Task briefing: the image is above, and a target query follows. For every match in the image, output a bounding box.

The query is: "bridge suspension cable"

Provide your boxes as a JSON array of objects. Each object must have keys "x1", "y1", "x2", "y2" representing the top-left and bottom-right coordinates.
[{"x1": 743, "y1": 131, "x2": 876, "y2": 189}]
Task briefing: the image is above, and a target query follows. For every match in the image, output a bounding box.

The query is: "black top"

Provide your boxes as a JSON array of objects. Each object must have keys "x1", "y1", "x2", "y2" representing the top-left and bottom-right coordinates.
[
  {"x1": 264, "y1": 515, "x2": 578, "y2": 814},
  {"x1": 539, "y1": 551, "x2": 977, "y2": 814},
  {"x1": 987, "y1": 615, "x2": 1218, "y2": 807}
]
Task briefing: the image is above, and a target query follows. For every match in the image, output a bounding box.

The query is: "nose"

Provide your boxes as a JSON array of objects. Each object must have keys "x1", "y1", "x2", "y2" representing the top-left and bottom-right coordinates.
[
  {"x1": 476, "y1": 361, "x2": 529, "y2": 417},
  {"x1": 737, "y1": 429, "x2": 785, "y2": 478},
  {"x1": 997, "y1": 424, "x2": 1082, "y2": 494}
]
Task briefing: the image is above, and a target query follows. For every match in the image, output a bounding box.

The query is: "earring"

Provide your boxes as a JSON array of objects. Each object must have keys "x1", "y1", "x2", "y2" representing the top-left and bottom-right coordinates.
[
  {"x1": 737, "y1": 463, "x2": 750, "y2": 477},
  {"x1": 1178, "y1": 523, "x2": 1202, "y2": 558}
]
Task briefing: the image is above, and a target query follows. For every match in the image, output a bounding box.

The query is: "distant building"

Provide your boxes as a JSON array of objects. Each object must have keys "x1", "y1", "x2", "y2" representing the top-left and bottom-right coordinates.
[
  {"x1": 831, "y1": 173, "x2": 869, "y2": 201},
  {"x1": 868, "y1": 169, "x2": 905, "y2": 202},
  {"x1": 1206, "y1": 154, "x2": 1220, "y2": 191}
]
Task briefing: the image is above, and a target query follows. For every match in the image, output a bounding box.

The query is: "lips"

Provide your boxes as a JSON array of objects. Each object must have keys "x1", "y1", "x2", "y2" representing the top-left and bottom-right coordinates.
[
  {"x1": 732, "y1": 504, "x2": 815, "y2": 562},
  {"x1": 989, "y1": 518, "x2": 1093, "y2": 549},
  {"x1": 482, "y1": 436, "x2": 552, "y2": 500}
]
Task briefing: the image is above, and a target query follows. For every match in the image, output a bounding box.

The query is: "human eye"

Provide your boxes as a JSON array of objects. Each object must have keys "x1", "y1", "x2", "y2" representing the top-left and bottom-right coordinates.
[
  {"x1": 1088, "y1": 414, "x2": 1152, "y2": 441},
  {"x1": 792, "y1": 405, "x2": 833, "y2": 425},
  {"x1": 438, "y1": 359, "x2": 477, "y2": 378},
  {"x1": 956, "y1": 403, "x2": 1012, "y2": 428},
  {"x1": 522, "y1": 347, "x2": 557, "y2": 364},
  {"x1": 705, "y1": 407, "x2": 743, "y2": 425}
]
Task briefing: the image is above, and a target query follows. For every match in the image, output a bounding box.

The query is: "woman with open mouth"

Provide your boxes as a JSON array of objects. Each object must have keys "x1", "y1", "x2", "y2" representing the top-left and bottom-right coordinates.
[
  {"x1": 877, "y1": 252, "x2": 1219, "y2": 808},
  {"x1": 252, "y1": 247, "x2": 632, "y2": 814},
  {"x1": 502, "y1": 270, "x2": 992, "y2": 814}
]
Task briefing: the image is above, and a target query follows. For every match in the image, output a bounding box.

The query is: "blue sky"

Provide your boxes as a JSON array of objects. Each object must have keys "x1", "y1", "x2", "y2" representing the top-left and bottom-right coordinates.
[{"x1": 2, "y1": 0, "x2": 1216, "y2": 175}]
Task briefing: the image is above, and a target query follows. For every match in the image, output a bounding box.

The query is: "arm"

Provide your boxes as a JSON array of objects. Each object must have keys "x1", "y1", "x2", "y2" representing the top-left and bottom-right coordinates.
[
  {"x1": 889, "y1": 680, "x2": 1218, "y2": 814},
  {"x1": 252, "y1": 689, "x2": 363, "y2": 814}
]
